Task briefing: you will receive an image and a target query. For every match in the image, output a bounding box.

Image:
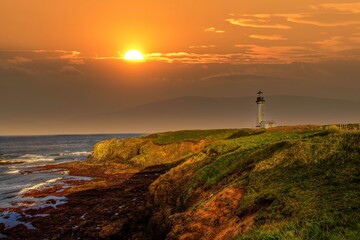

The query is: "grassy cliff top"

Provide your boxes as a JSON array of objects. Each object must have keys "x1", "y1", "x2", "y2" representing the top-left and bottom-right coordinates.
[{"x1": 144, "y1": 126, "x2": 359, "y2": 239}]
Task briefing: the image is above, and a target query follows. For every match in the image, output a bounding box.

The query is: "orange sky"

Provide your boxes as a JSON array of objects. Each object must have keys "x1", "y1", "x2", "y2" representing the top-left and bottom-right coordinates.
[
  {"x1": 1, "y1": 0, "x2": 359, "y2": 62},
  {"x1": 0, "y1": 0, "x2": 360, "y2": 134}
]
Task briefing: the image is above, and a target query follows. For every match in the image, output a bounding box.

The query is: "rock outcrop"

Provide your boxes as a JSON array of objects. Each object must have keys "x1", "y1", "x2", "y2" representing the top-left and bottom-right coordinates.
[{"x1": 91, "y1": 137, "x2": 206, "y2": 168}]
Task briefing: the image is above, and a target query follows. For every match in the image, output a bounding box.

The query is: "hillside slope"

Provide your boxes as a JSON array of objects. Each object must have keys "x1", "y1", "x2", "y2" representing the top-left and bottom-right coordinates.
[{"x1": 91, "y1": 126, "x2": 360, "y2": 239}]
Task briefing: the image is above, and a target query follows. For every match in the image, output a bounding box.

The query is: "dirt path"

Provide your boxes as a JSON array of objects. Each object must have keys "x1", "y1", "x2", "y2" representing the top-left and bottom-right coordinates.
[{"x1": 1, "y1": 164, "x2": 169, "y2": 240}]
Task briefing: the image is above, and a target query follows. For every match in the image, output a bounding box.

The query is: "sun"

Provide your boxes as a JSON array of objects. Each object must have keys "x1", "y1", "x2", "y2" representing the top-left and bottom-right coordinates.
[{"x1": 124, "y1": 50, "x2": 144, "y2": 61}]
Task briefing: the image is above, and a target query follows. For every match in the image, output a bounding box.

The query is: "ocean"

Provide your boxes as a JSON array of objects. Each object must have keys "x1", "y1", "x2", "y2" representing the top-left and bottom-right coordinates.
[{"x1": 0, "y1": 133, "x2": 142, "y2": 230}]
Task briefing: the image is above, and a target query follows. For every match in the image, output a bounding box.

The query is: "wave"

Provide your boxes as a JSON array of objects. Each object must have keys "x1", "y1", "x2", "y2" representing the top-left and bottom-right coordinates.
[
  {"x1": 71, "y1": 151, "x2": 92, "y2": 156},
  {"x1": 60, "y1": 151, "x2": 92, "y2": 156},
  {"x1": 5, "y1": 167, "x2": 20, "y2": 175},
  {"x1": 1, "y1": 151, "x2": 91, "y2": 165},
  {"x1": 1, "y1": 154, "x2": 56, "y2": 164},
  {"x1": 19, "y1": 178, "x2": 63, "y2": 195},
  {"x1": 0, "y1": 160, "x2": 25, "y2": 165},
  {"x1": 20, "y1": 154, "x2": 55, "y2": 162}
]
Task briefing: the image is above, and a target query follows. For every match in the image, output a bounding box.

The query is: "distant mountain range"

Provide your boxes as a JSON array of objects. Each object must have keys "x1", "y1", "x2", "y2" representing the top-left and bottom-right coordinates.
[{"x1": 69, "y1": 96, "x2": 360, "y2": 133}]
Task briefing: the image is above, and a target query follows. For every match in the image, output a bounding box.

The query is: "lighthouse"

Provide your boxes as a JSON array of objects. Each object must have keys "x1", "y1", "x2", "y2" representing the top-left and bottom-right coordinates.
[
  {"x1": 256, "y1": 90, "x2": 265, "y2": 127},
  {"x1": 256, "y1": 91, "x2": 274, "y2": 128}
]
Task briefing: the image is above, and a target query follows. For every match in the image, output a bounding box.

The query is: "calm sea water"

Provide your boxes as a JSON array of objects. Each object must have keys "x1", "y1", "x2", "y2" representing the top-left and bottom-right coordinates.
[{"x1": 0, "y1": 134, "x2": 142, "y2": 210}]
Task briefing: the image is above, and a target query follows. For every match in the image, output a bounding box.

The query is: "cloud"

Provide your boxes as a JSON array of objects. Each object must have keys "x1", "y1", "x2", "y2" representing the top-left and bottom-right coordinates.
[
  {"x1": 0, "y1": 50, "x2": 84, "y2": 75},
  {"x1": 6, "y1": 57, "x2": 32, "y2": 65},
  {"x1": 204, "y1": 27, "x2": 225, "y2": 33},
  {"x1": 307, "y1": 36, "x2": 360, "y2": 57},
  {"x1": 189, "y1": 45, "x2": 216, "y2": 49},
  {"x1": 249, "y1": 35, "x2": 287, "y2": 41},
  {"x1": 234, "y1": 44, "x2": 315, "y2": 63},
  {"x1": 146, "y1": 46, "x2": 324, "y2": 64},
  {"x1": 227, "y1": 9, "x2": 360, "y2": 29},
  {"x1": 284, "y1": 13, "x2": 360, "y2": 27},
  {"x1": 226, "y1": 14, "x2": 291, "y2": 29},
  {"x1": 223, "y1": 7, "x2": 360, "y2": 63},
  {"x1": 59, "y1": 66, "x2": 83, "y2": 75},
  {"x1": 0, "y1": 50, "x2": 81, "y2": 60},
  {"x1": 69, "y1": 59, "x2": 85, "y2": 65},
  {"x1": 145, "y1": 52, "x2": 250, "y2": 64},
  {"x1": 312, "y1": 36, "x2": 346, "y2": 48},
  {"x1": 310, "y1": 3, "x2": 360, "y2": 13}
]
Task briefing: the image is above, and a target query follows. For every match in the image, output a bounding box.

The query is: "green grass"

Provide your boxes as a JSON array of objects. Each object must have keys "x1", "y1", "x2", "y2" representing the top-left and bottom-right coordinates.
[
  {"x1": 177, "y1": 129, "x2": 359, "y2": 239},
  {"x1": 234, "y1": 133, "x2": 360, "y2": 239},
  {"x1": 189, "y1": 130, "x2": 326, "y2": 189},
  {"x1": 152, "y1": 129, "x2": 239, "y2": 145}
]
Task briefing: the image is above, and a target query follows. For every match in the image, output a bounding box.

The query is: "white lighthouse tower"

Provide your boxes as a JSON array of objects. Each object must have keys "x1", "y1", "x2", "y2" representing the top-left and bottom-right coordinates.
[
  {"x1": 256, "y1": 91, "x2": 274, "y2": 128},
  {"x1": 256, "y1": 90, "x2": 265, "y2": 127}
]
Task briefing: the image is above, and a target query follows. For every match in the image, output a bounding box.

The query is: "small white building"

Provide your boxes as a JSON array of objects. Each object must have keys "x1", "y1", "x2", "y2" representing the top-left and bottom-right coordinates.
[{"x1": 256, "y1": 91, "x2": 274, "y2": 128}]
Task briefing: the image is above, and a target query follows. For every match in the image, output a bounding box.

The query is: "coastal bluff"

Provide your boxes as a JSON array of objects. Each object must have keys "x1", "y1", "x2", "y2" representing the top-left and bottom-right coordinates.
[
  {"x1": 86, "y1": 126, "x2": 359, "y2": 240},
  {"x1": 90, "y1": 135, "x2": 206, "y2": 168}
]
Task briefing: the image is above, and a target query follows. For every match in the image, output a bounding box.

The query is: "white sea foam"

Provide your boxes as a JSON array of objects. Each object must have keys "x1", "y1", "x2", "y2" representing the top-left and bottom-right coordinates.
[
  {"x1": 59, "y1": 151, "x2": 91, "y2": 157},
  {"x1": 18, "y1": 175, "x2": 92, "y2": 196},
  {"x1": 20, "y1": 154, "x2": 55, "y2": 163},
  {"x1": 66, "y1": 176, "x2": 92, "y2": 181},
  {"x1": 26, "y1": 213, "x2": 50, "y2": 217},
  {"x1": 0, "y1": 160, "x2": 25, "y2": 164},
  {"x1": 0, "y1": 211, "x2": 36, "y2": 230},
  {"x1": 19, "y1": 177, "x2": 63, "y2": 195},
  {"x1": 68, "y1": 151, "x2": 92, "y2": 156},
  {"x1": 0, "y1": 209, "x2": 54, "y2": 230},
  {"x1": 26, "y1": 195, "x2": 68, "y2": 210},
  {"x1": 5, "y1": 166, "x2": 20, "y2": 175}
]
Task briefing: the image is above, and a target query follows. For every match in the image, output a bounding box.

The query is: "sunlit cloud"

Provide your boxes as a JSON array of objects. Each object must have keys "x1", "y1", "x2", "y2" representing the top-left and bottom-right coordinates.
[
  {"x1": 234, "y1": 44, "x2": 314, "y2": 63},
  {"x1": 204, "y1": 27, "x2": 225, "y2": 33},
  {"x1": 249, "y1": 35, "x2": 287, "y2": 41},
  {"x1": 226, "y1": 14, "x2": 291, "y2": 29},
  {"x1": 145, "y1": 47, "x2": 328, "y2": 64},
  {"x1": 310, "y1": 3, "x2": 360, "y2": 13},
  {"x1": 284, "y1": 13, "x2": 360, "y2": 27},
  {"x1": 0, "y1": 50, "x2": 81, "y2": 60},
  {"x1": 146, "y1": 52, "x2": 252, "y2": 64},
  {"x1": 312, "y1": 36, "x2": 345, "y2": 48},
  {"x1": 0, "y1": 50, "x2": 84, "y2": 75},
  {"x1": 228, "y1": 8, "x2": 360, "y2": 29},
  {"x1": 309, "y1": 36, "x2": 360, "y2": 54},
  {"x1": 189, "y1": 45, "x2": 216, "y2": 49},
  {"x1": 6, "y1": 57, "x2": 32, "y2": 65}
]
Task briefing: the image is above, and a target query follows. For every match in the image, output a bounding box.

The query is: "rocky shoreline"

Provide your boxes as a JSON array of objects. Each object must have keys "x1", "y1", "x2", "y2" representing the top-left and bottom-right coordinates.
[
  {"x1": 0, "y1": 161, "x2": 169, "y2": 239},
  {"x1": 0, "y1": 132, "x2": 206, "y2": 239}
]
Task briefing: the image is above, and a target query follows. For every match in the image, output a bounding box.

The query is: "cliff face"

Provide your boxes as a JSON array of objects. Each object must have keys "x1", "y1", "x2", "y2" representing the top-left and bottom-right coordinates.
[
  {"x1": 91, "y1": 137, "x2": 206, "y2": 168},
  {"x1": 90, "y1": 127, "x2": 360, "y2": 240},
  {"x1": 91, "y1": 129, "x2": 238, "y2": 168}
]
